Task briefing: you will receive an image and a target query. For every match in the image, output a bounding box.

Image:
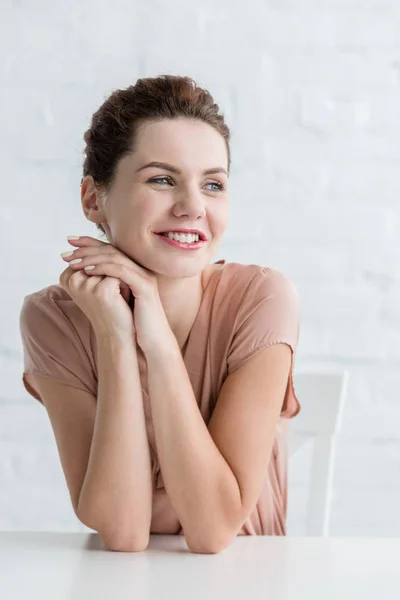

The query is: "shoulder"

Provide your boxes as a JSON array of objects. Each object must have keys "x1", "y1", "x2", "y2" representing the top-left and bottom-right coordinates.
[
  {"x1": 20, "y1": 285, "x2": 97, "y2": 400},
  {"x1": 252, "y1": 265, "x2": 299, "y2": 302},
  {"x1": 20, "y1": 284, "x2": 87, "y2": 335},
  {"x1": 224, "y1": 264, "x2": 300, "y2": 377},
  {"x1": 219, "y1": 262, "x2": 299, "y2": 307},
  {"x1": 246, "y1": 263, "x2": 297, "y2": 288},
  {"x1": 22, "y1": 283, "x2": 73, "y2": 309},
  {"x1": 21, "y1": 284, "x2": 69, "y2": 318},
  {"x1": 209, "y1": 262, "x2": 300, "y2": 347}
]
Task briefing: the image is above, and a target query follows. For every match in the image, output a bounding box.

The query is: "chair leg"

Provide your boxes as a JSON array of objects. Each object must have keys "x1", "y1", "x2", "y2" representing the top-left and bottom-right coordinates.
[{"x1": 306, "y1": 434, "x2": 336, "y2": 536}]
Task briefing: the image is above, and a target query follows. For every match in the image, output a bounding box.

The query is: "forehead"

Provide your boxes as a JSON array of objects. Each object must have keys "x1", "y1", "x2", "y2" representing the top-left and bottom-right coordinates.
[{"x1": 133, "y1": 118, "x2": 227, "y2": 166}]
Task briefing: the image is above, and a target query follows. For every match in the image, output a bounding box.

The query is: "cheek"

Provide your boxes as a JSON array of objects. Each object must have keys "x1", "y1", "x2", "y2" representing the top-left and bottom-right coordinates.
[{"x1": 210, "y1": 205, "x2": 229, "y2": 230}]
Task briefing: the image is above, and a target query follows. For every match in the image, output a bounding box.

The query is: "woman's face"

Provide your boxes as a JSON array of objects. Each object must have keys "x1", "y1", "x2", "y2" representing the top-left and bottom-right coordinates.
[{"x1": 94, "y1": 118, "x2": 230, "y2": 276}]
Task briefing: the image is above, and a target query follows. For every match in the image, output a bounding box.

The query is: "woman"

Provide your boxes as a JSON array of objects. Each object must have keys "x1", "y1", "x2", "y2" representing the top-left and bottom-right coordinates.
[{"x1": 19, "y1": 74, "x2": 301, "y2": 554}]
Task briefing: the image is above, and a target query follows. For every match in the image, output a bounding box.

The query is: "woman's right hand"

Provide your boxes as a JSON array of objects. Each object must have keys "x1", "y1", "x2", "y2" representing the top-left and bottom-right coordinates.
[{"x1": 59, "y1": 265, "x2": 136, "y2": 340}]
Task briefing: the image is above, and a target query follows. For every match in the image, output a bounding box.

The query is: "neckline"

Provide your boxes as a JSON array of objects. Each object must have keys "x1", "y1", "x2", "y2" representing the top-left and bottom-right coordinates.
[
  {"x1": 139, "y1": 260, "x2": 227, "y2": 400},
  {"x1": 182, "y1": 259, "x2": 226, "y2": 360}
]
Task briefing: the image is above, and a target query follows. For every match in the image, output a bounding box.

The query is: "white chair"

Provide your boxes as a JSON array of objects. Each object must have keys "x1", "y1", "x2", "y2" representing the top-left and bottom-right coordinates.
[{"x1": 288, "y1": 370, "x2": 349, "y2": 537}]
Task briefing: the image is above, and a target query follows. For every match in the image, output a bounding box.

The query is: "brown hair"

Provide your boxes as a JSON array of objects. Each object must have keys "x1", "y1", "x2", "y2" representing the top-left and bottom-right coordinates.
[{"x1": 81, "y1": 74, "x2": 231, "y2": 238}]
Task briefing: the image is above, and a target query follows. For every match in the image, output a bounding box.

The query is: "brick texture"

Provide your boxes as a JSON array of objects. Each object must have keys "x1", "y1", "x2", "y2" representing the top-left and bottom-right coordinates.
[{"x1": 1, "y1": 0, "x2": 399, "y2": 536}]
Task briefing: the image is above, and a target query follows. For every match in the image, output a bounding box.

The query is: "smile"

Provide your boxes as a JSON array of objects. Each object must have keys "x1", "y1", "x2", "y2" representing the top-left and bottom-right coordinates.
[{"x1": 154, "y1": 233, "x2": 207, "y2": 251}]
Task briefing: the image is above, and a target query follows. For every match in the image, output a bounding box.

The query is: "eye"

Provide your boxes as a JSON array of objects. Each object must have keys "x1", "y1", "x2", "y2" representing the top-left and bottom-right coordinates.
[
  {"x1": 205, "y1": 181, "x2": 225, "y2": 192},
  {"x1": 147, "y1": 176, "x2": 225, "y2": 192},
  {"x1": 147, "y1": 176, "x2": 173, "y2": 186}
]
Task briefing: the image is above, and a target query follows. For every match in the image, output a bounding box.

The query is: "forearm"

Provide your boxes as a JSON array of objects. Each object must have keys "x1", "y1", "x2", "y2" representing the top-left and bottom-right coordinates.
[
  {"x1": 145, "y1": 336, "x2": 244, "y2": 552},
  {"x1": 77, "y1": 331, "x2": 153, "y2": 550}
]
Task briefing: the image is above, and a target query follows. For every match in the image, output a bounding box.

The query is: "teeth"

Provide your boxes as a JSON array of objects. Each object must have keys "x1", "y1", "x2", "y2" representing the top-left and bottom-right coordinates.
[{"x1": 162, "y1": 232, "x2": 200, "y2": 243}]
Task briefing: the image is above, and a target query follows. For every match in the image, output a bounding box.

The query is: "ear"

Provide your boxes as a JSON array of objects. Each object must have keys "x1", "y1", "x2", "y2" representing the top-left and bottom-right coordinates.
[{"x1": 81, "y1": 176, "x2": 108, "y2": 226}]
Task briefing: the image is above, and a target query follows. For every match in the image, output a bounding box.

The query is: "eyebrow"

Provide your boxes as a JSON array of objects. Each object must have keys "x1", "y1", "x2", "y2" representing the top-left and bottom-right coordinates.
[{"x1": 135, "y1": 161, "x2": 228, "y2": 176}]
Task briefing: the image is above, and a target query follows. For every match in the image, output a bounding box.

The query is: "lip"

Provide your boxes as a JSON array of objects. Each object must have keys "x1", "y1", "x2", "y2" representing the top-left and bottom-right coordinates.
[
  {"x1": 153, "y1": 232, "x2": 207, "y2": 251},
  {"x1": 153, "y1": 229, "x2": 208, "y2": 241}
]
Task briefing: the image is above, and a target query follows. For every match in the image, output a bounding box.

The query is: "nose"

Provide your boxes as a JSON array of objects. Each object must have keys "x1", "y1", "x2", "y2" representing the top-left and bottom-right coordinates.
[{"x1": 173, "y1": 186, "x2": 206, "y2": 218}]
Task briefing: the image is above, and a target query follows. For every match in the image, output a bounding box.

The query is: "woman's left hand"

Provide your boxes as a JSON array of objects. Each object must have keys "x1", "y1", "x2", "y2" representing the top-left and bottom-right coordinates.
[{"x1": 61, "y1": 235, "x2": 171, "y2": 354}]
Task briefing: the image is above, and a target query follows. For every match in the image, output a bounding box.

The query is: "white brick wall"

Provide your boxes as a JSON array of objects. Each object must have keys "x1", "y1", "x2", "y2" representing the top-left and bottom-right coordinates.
[{"x1": 1, "y1": 0, "x2": 399, "y2": 536}]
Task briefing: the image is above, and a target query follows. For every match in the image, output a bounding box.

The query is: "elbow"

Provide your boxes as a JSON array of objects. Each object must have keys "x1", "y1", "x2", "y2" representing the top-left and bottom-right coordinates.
[
  {"x1": 185, "y1": 527, "x2": 237, "y2": 554},
  {"x1": 77, "y1": 502, "x2": 150, "y2": 553},
  {"x1": 102, "y1": 532, "x2": 150, "y2": 553},
  {"x1": 185, "y1": 508, "x2": 246, "y2": 554},
  {"x1": 186, "y1": 535, "x2": 233, "y2": 554},
  {"x1": 88, "y1": 520, "x2": 150, "y2": 553},
  {"x1": 81, "y1": 518, "x2": 150, "y2": 553}
]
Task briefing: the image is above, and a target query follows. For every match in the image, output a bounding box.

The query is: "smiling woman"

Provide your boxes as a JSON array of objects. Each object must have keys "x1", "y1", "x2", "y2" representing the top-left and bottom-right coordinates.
[
  {"x1": 19, "y1": 74, "x2": 301, "y2": 553},
  {"x1": 81, "y1": 76, "x2": 231, "y2": 245}
]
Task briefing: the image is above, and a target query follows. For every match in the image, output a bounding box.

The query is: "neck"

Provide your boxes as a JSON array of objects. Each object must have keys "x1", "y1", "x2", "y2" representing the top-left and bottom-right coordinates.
[{"x1": 156, "y1": 271, "x2": 204, "y2": 349}]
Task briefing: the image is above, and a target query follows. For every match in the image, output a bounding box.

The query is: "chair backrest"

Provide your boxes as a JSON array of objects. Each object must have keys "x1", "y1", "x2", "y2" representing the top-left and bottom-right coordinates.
[{"x1": 287, "y1": 370, "x2": 349, "y2": 536}]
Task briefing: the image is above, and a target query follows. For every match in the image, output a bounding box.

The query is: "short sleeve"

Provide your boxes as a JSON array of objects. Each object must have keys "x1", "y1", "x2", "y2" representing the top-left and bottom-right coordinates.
[
  {"x1": 19, "y1": 290, "x2": 96, "y2": 404},
  {"x1": 227, "y1": 267, "x2": 301, "y2": 419}
]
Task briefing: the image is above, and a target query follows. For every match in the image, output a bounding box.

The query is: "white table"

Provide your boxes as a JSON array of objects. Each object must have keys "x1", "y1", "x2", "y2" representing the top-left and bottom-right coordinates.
[{"x1": 1, "y1": 532, "x2": 399, "y2": 599}]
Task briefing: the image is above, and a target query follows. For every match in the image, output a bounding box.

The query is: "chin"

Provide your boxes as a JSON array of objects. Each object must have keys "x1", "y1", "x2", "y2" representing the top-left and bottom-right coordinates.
[{"x1": 154, "y1": 260, "x2": 206, "y2": 277}]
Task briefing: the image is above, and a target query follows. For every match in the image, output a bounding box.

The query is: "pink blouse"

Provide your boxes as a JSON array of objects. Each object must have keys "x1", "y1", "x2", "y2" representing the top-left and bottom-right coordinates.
[{"x1": 20, "y1": 260, "x2": 301, "y2": 536}]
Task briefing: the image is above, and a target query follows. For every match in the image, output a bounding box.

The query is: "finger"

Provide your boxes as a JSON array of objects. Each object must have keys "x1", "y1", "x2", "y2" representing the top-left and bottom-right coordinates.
[
  {"x1": 67, "y1": 235, "x2": 111, "y2": 248},
  {"x1": 67, "y1": 251, "x2": 135, "y2": 272},
  {"x1": 82, "y1": 263, "x2": 147, "y2": 294},
  {"x1": 61, "y1": 244, "x2": 115, "y2": 262},
  {"x1": 64, "y1": 246, "x2": 157, "y2": 288},
  {"x1": 59, "y1": 265, "x2": 102, "y2": 290},
  {"x1": 59, "y1": 265, "x2": 87, "y2": 289}
]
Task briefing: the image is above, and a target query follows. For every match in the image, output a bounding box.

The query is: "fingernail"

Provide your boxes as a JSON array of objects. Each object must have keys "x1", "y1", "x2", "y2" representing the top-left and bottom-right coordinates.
[
  {"x1": 84, "y1": 265, "x2": 96, "y2": 270},
  {"x1": 60, "y1": 251, "x2": 74, "y2": 258},
  {"x1": 67, "y1": 236, "x2": 80, "y2": 240},
  {"x1": 70, "y1": 258, "x2": 82, "y2": 264}
]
